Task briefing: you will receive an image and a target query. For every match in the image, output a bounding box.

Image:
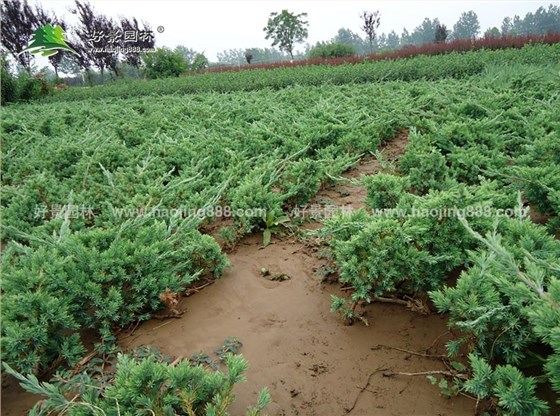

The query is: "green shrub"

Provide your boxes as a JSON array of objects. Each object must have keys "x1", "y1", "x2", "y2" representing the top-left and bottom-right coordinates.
[
  {"x1": 308, "y1": 42, "x2": 355, "y2": 59},
  {"x1": 1, "y1": 219, "x2": 228, "y2": 374},
  {"x1": 464, "y1": 354, "x2": 549, "y2": 416},
  {"x1": 279, "y1": 158, "x2": 323, "y2": 206},
  {"x1": 400, "y1": 144, "x2": 450, "y2": 192},
  {"x1": 1, "y1": 69, "x2": 17, "y2": 104},
  {"x1": 363, "y1": 173, "x2": 410, "y2": 210},
  {"x1": 191, "y1": 53, "x2": 209, "y2": 72},
  {"x1": 229, "y1": 170, "x2": 285, "y2": 235},
  {"x1": 430, "y1": 217, "x2": 560, "y2": 415},
  {"x1": 16, "y1": 74, "x2": 43, "y2": 101},
  {"x1": 142, "y1": 47, "x2": 189, "y2": 79},
  {"x1": 323, "y1": 183, "x2": 516, "y2": 322},
  {"x1": 4, "y1": 352, "x2": 270, "y2": 416}
]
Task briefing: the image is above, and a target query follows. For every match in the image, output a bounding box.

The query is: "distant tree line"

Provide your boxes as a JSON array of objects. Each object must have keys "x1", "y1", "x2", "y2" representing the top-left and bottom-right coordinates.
[
  {"x1": 214, "y1": 4, "x2": 559, "y2": 68},
  {"x1": 328, "y1": 5, "x2": 559, "y2": 55},
  {"x1": 2, "y1": 1, "x2": 559, "y2": 81}
]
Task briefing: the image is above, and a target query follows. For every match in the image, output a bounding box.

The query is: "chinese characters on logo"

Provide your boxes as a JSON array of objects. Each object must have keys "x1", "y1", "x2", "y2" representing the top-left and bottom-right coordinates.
[{"x1": 87, "y1": 29, "x2": 154, "y2": 45}]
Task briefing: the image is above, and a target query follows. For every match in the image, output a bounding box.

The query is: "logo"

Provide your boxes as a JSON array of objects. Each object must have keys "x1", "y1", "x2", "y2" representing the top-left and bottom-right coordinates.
[{"x1": 19, "y1": 24, "x2": 78, "y2": 57}]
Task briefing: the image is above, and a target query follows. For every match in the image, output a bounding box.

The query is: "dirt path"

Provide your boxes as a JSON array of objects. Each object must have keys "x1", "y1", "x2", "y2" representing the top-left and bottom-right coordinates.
[
  {"x1": 120, "y1": 132, "x2": 474, "y2": 416},
  {"x1": 1, "y1": 132, "x2": 474, "y2": 415}
]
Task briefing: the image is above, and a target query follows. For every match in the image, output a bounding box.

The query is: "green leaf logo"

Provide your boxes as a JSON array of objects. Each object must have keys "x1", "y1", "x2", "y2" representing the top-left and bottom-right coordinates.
[{"x1": 19, "y1": 24, "x2": 78, "y2": 57}]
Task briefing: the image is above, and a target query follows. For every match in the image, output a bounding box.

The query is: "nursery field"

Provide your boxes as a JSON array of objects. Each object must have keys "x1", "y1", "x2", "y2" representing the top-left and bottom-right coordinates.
[{"x1": 2, "y1": 43, "x2": 560, "y2": 415}]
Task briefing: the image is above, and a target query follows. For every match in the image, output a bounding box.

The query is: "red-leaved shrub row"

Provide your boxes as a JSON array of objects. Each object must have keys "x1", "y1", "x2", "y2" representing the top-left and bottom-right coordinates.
[{"x1": 208, "y1": 32, "x2": 560, "y2": 73}]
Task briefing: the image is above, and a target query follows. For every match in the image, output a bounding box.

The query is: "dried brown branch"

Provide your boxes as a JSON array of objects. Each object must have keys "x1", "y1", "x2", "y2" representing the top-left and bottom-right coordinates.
[
  {"x1": 382, "y1": 370, "x2": 468, "y2": 380},
  {"x1": 371, "y1": 344, "x2": 447, "y2": 359},
  {"x1": 343, "y1": 367, "x2": 387, "y2": 414}
]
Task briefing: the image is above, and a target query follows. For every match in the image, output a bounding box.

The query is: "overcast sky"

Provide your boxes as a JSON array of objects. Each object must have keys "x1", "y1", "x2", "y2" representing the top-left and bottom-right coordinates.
[{"x1": 29, "y1": 0, "x2": 557, "y2": 62}]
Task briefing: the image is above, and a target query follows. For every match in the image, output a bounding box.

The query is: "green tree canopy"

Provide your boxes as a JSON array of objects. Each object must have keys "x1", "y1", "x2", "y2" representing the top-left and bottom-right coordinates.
[
  {"x1": 142, "y1": 47, "x2": 187, "y2": 79},
  {"x1": 452, "y1": 10, "x2": 480, "y2": 40},
  {"x1": 263, "y1": 9, "x2": 308, "y2": 60},
  {"x1": 332, "y1": 28, "x2": 367, "y2": 54}
]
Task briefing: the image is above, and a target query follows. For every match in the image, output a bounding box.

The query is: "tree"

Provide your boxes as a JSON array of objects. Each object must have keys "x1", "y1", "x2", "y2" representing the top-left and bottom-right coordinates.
[
  {"x1": 407, "y1": 17, "x2": 447, "y2": 46},
  {"x1": 400, "y1": 28, "x2": 411, "y2": 45},
  {"x1": 434, "y1": 23, "x2": 449, "y2": 43},
  {"x1": 452, "y1": 10, "x2": 480, "y2": 40},
  {"x1": 216, "y1": 48, "x2": 245, "y2": 66},
  {"x1": 385, "y1": 30, "x2": 400, "y2": 49},
  {"x1": 502, "y1": 5, "x2": 560, "y2": 36},
  {"x1": 142, "y1": 47, "x2": 187, "y2": 79},
  {"x1": 58, "y1": 54, "x2": 81, "y2": 76},
  {"x1": 263, "y1": 9, "x2": 309, "y2": 61},
  {"x1": 484, "y1": 27, "x2": 501, "y2": 39},
  {"x1": 120, "y1": 18, "x2": 155, "y2": 68},
  {"x1": 377, "y1": 33, "x2": 387, "y2": 50},
  {"x1": 360, "y1": 10, "x2": 381, "y2": 53},
  {"x1": 1, "y1": 51, "x2": 17, "y2": 103},
  {"x1": 501, "y1": 17, "x2": 514, "y2": 36},
  {"x1": 245, "y1": 51, "x2": 253, "y2": 64},
  {"x1": 243, "y1": 47, "x2": 289, "y2": 65},
  {"x1": 332, "y1": 28, "x2": 367, "y2": 54},
  {"x1": 0, "y1": 0, "x2": 40, "y2": 71},
  {"x1": 70, "y1": 1, "x2": 122, "y2": 79},
  {"x1": 174, "y1": 45, "x2": 197, "y2": 63},
  {"x1": 532, "y1": 5, "x2": 560, "y2": 35},
  {"x1": 191, "y1": 52, "x2": 208, "y2": 71},
  {"x1": 99, "y1": 15, "x2": 121, "y2": 78},
  {"x1": 70, "y1": 1, "x2": 107, "y2": 78}
]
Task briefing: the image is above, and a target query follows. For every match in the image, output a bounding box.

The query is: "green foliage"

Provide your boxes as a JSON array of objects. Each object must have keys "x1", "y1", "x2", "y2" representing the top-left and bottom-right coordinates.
[
  {"x1": 264, "y1": 9, "x2": 309, "y2": 59},
  {"x1": 142, "y1": 47, "x2": 188, "y2": 79},
  {"x1": 464, "y1": 354, "x2": 549, "y2": 416},
  {"x1": 430, "y1": 217, "x2": 560, "y2": 413},
  {"x1": 507, "y1": 132, "x2": 560, "y2": 217},
  {"x1": 4, "y1": 351, "x2": 270, "y2": 416},
  {"x1": 308, "y1": 42, "x2": 355, "y2": 59},
  {"x1": 3, "y1": 42, "x2": 560, "y2": 413},
  {"x1": 323, "y1": 182, "x2": 512, "y2": 321},
  {"x1": 279, "y1": 158, "x2": 323, "y2": 206},
  {"x1": 229, "y1": 174, "x2": 285, "y2": 235},
  {"x1": 262, "y1": 211, "x2": 290, "y2": 247},
  {"x1": 452, "y1": 10, "x2": 481, "y2": 40},
  {"x1": 363, "y1": 173, "x2": 410, "y2": 210},
  {"x1": 400, "y1": 142, "x2": 450, "y2": 192},
  {"x1": 332, "y1": 28, "x2": 367, "y2": 54},
  {"x1": 1, "y1": 54, "x2": 17, "y2": 104},
  {"x1": 36, "y1": 44, "x2": 560, "y2": 103},
  {"x1": 328, "y1": 215, "x2": 428, "y2": 298},
  {"x1": 1, "y1": 220, "x2": 227, "y2": 374},
  {"x1": 191, "y1": 53, "x2": 209, "y2": 72},
  {"x1": 15, "y1": 72, "x2": 53, "y2": 101},
  {"x1": 2, "y1": 78, "x2": 420, "y2": 373}
]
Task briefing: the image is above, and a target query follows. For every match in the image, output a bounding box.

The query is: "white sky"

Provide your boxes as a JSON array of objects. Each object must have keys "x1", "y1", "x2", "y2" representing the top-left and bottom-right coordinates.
[{"x1": 28, "y1": 0, "x2": 558, "y2": 62}]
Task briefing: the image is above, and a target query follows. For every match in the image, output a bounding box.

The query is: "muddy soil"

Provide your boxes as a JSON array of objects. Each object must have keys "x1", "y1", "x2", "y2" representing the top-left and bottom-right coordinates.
[
  {"x1": 1, "y1": 132, "x2": 475, "y2": 415},
  {"x1": 120, "y1": 131, "x2": 473, "y2": 416}
]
